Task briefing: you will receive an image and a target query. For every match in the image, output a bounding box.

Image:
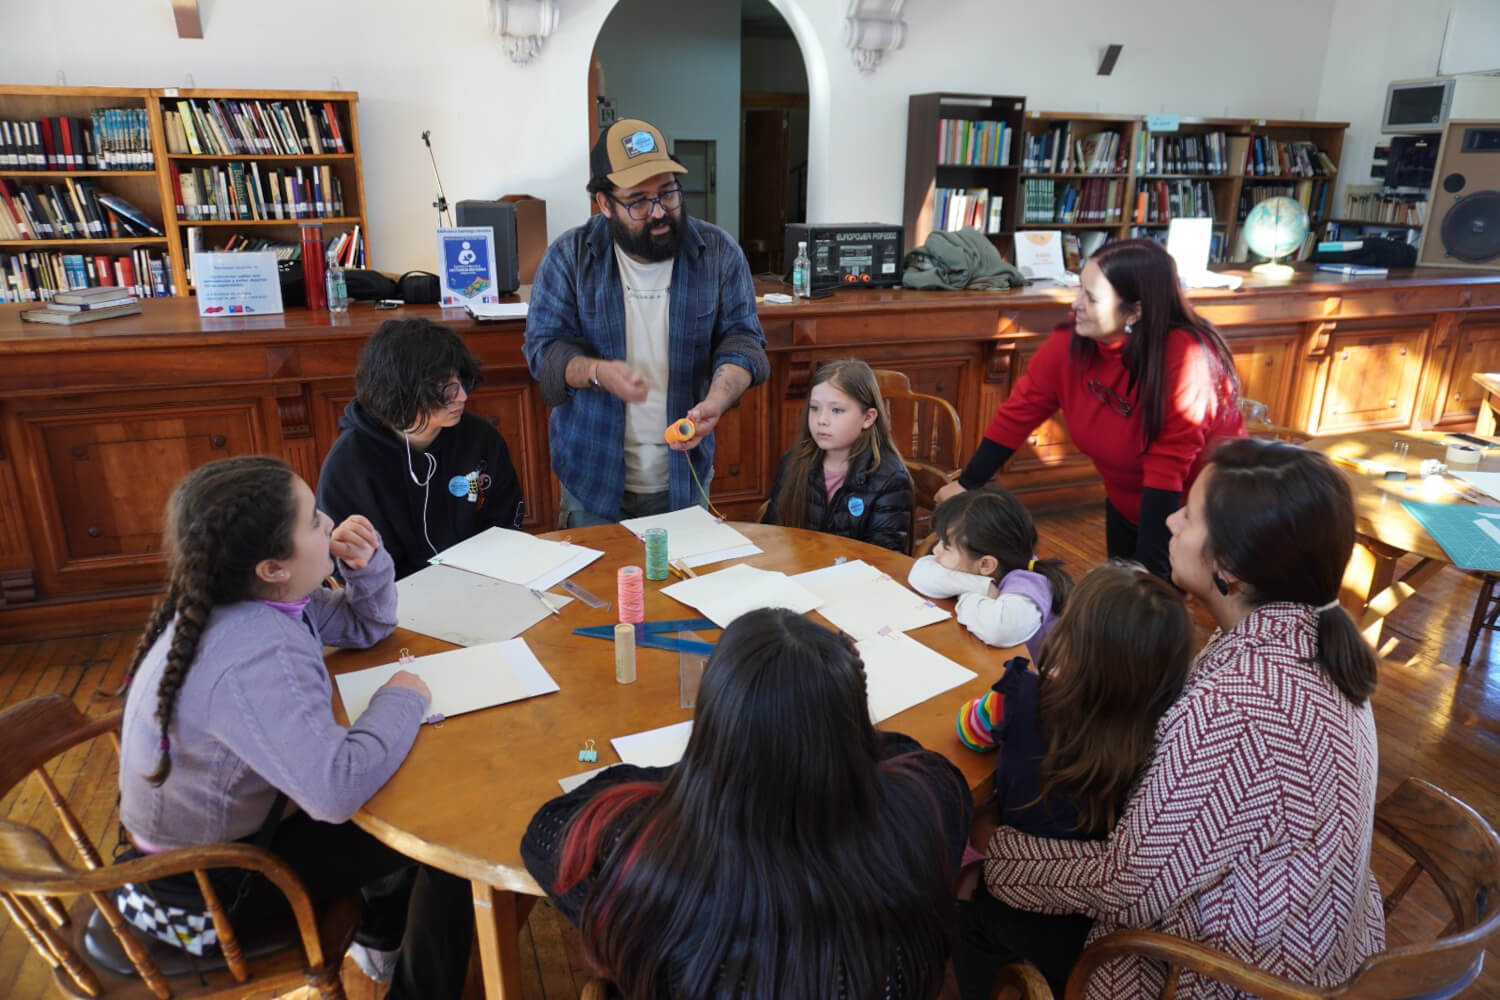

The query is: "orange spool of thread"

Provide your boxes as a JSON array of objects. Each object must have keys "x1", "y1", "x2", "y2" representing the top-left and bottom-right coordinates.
[{"x1": 663, "y1": 418, "x2": 696, "y2": 445}]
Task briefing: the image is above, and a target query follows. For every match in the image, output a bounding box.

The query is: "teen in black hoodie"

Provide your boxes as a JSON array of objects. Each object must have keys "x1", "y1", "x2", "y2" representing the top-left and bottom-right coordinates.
[{"x1": 317, "y1": 318, "x2": 524, "y2": 579}]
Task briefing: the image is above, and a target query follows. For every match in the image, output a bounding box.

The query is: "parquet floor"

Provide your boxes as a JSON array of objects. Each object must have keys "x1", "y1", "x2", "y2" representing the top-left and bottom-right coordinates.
[{"x1": 2, "y1": 504, "x2": 1498, "y2": 998}]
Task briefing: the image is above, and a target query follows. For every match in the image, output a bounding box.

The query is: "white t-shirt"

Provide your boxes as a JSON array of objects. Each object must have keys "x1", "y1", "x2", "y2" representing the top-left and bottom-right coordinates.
[{"x1": 614, "y1": 245, "x2": 674, "y2": 493}]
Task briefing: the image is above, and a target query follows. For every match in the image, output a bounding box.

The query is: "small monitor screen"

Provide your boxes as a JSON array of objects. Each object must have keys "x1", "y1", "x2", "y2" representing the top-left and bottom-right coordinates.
[{"x1": 1387, "y1": 84, "x2": 1446, "y2": 128}]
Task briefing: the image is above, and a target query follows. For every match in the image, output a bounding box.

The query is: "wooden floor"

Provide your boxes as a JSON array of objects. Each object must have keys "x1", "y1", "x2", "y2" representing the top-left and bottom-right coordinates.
[{"x1": 2, "y1": 504, "x2": 1499, "y2": 998}]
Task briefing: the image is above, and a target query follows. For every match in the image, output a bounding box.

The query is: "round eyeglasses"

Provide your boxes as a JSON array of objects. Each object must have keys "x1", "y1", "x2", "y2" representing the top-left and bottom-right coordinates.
[{"x1": 610, "y1": 186, "x2": 684, "y2": 221}]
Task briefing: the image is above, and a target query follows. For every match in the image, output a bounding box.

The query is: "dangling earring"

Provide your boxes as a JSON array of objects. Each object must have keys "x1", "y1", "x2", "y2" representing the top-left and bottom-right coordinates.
[
  {"x1": 1124, "y1": 322, "x2": 1134, "y2": 335},
  {"x1": 1211, "y1": 571, "x2": 1230, "y2": 596}
]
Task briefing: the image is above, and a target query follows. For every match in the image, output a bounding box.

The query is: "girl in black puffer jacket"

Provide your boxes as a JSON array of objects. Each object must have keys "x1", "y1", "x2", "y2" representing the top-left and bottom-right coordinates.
[{"x1": 763, "y1": 358, "x2": 914, "y2": 553}]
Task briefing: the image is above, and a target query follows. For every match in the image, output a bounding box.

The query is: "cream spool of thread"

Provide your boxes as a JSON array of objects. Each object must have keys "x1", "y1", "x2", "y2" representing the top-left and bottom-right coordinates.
[
  {"x1": 1446, "y1": 442, "x2": 1482, "y2": 466},
  {"x1": 614, "y1": 623, "x2": 637, "y2": 684}
]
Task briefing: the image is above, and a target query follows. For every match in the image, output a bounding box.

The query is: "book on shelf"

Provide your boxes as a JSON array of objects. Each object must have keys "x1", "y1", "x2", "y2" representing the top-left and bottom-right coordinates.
[
  {"x1": 937, "y1": 119, "x2": 1012, "y2": 166},
  {"x1": 164, "y1": 98, "x2": 347, "y2": 157},
  {"x1": 48, "y1": 285, "x2": 138, "y2": 309},
  {"x1": 175, "y1": 162, "x2": 345, "y2": 221},
  {"x1": 1243, "y1": 137, "x2": 1332, "y2": 178},
  {"x1": 1, "y1": 246, "x2": 174, "y2": 302},
  {"x1": 1137, "y1": 131, "x2": 1228, "y2": 175},
  {"x1": 0, "y1": 109, "x2": 153, "y2": 171},
  {"x1": 20, "y1": 299, "x2": 143, "y2": 324}
]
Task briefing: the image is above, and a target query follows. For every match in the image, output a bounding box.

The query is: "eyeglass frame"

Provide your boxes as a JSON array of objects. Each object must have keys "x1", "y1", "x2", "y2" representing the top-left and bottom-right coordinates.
[
  {"x1": 607, "y1": 185, "x2": 686, "y2": 221},
  {"x1": 437, "y1": 376, "x2": 476, "y2": 405},
  {"x1": 1086, "y1": 378, "x2": 1132, "y2": 416}
]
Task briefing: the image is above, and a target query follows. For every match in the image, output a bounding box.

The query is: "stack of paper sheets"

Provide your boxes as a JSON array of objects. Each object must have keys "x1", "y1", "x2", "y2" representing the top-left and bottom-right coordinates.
[
  {"x1": 793, "y1": 560, "x2": 950, "y2": 639},
  {"x1": 661, "y1": 563, "x2": 823, "y2": 626},
  {"x1": 620, "y1": 506, "x2": 761, "y2": 568},
  {"x1": 429, "y1": 527, "x2": 603, "y2": 590},
  {"x1": 335, "y1": 638, "x2": 559, "y2": 722}
]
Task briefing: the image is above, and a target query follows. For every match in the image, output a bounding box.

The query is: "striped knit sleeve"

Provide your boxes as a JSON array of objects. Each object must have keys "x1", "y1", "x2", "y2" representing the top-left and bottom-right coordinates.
[
  {"x1": 955, "y1": 690, "x2": 1004, "y2": 751},
  {"x1": 982, "y1": 685, "x2": 1280, "y2": 925}
]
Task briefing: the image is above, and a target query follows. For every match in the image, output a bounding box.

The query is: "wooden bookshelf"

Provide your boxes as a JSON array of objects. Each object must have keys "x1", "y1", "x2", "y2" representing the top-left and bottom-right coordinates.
[
  {"x1": 903, "y1": 99, "x2": 1347, "y2": 267},
  {"x1": 0, "y1": 85, "x2": 368, "y2": 300},
  {"x1": 903, "y1": 92, "x2": 1026, "y2": 253}
]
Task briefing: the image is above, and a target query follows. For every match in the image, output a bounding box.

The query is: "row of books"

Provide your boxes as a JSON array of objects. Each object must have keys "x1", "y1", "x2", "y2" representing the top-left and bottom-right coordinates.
[
  {"x1": 932, "y1": 188, "x2": 1003, "y2": 234},
  {"x1": 172, "y1": 162, "x2": 346, "y2": 221},
  {"x1": 1023, "y1": 127, "x2": 1124, "y2": 174},
  {"x1": 1243, "y1": 138, "x2": 1334, "y2": 178},
  {"x1": 1235, "y1": 178, "x2": 1332, "y2": 221},
  {"x1": 0, "y1": 246, "x2": 174, "y2": 303},
  {"x1": 1022, "y1": 178, "x2": 1127, "y2": 224},
  {"x1": 0, "y1": 109, "x2": 154, "y2": 171},
  {"x1": 1342, "y1": 187, "x2": 1428, "y2": 226},
  {"x1": 1135, "y1": 131, "x2": 1231, "y2": 175},
  {"x1": 936, "y1": 119, "x2": 1013, "y2": 166},
  {"x1": 1134, "y1": 180, "x2": 1216, "y2": 224},
  {"x1": 163, "y1": 98, "x2": 347, "y2": 157},
  {"x1": 0, "y1": 178, "x2": 163, "y2": 241}
]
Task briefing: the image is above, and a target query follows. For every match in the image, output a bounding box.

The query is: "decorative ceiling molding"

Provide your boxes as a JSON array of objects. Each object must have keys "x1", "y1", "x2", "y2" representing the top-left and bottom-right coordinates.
[
  {"x1": 842, "y1": 0, "x2": 906, "y2": 73},
  {"x1": 489, "y1": 0, "x2": 560, "y2": 65}
]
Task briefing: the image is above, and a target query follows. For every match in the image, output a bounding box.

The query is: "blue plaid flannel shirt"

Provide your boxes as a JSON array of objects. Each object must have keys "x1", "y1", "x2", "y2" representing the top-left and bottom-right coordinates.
[{"x1": 523, "y1": 214, "x2": 769, "y2": 520}]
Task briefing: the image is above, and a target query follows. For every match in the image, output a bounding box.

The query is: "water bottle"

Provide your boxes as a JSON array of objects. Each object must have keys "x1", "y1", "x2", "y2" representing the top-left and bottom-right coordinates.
[
  {"x1": 325, "y1": 252, "x2": 349, "y2": 313},
  {"x1": 792, "y1": 240, "x2": 811, "y2": 298}
]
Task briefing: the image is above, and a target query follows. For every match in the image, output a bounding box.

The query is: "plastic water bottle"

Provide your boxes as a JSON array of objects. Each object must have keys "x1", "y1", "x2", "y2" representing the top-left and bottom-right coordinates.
[
  {"x1": 792, "y1": 240, "x2": 811, "y2": 298},
  {"x1": 325, "y1": 253, "x2": 349, "y2": 313}
]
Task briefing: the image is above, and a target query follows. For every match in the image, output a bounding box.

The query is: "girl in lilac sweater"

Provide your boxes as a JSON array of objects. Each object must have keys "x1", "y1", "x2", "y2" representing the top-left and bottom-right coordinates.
[{"x1": 117, "y1": 456, "x2": 469, "y2": 999}]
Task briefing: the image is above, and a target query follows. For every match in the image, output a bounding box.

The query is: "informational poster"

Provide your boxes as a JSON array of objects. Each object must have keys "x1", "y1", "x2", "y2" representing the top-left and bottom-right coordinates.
[
  {"x1": 194, "y1": 252, "x2": 284, "y2": 316},
  {"x1": 436, "y1": 226, "x2": 499, "y2": 307},
  {"x1": 1014, "y1": 230, "x2": 1067, "y2": 281}
]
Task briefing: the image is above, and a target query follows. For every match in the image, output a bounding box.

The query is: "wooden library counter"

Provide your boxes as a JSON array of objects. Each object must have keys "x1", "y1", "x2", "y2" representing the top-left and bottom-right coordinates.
[{"x1": 1, "y1": 266, "x2": 1499, "y2": 637}]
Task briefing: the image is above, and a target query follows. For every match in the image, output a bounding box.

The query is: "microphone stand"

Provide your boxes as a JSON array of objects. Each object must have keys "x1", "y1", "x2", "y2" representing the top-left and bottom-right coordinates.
[{"x1": 422, "y1": 130, "x2": 452, "y2": 228}]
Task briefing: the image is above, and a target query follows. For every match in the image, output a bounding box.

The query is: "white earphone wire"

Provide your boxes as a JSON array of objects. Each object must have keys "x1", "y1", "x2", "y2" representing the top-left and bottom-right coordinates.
[{"x1": 403, "y1": 431, "x2": 439, "y2": 556}]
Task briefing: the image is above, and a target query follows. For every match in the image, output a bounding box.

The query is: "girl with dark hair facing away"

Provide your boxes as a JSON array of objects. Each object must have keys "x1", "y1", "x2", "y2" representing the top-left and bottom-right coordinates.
[
  {"x1": 762, "y1": 358, "x2": 914, "y2": 552},
  {"x1": 117, "y1": 456, "x2": 473, "y2": 998},
  {"x1": 936, "y1": 239, "x2": 1244, "y2": 577},
  {"x1": 521, "y1": 608, "x2": 973, "y2": 999},
  {"x1": 979, "y1": 438, "x2": 1385, "y2": 999},
  {"x1": 908, "y1": 487, "x2": 1072, "y2": 661},
  {"x1": 950, "y1": 563, "x2": 1193, "y2": 998},
  {"x1": 317, "y1": 316, "x2": 524, "y2": 579}
]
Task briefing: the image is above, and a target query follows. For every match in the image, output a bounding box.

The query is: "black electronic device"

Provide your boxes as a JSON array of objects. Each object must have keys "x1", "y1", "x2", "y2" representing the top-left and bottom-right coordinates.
[
  {"x1": 455, "y1": 200, "x2": 521, "y2": 295},
  {"x1": 784, "y1": 223, "x2": 904, "y2": 291},
  {"x1": 1385, "y1": 135, "x2": 1438, "y2": 191}
]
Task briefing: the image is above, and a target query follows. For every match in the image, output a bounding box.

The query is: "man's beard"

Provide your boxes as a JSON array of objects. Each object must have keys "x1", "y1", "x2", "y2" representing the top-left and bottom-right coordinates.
[{"x1": 609, "y1": 209, "x2": 682, "y2": 262}]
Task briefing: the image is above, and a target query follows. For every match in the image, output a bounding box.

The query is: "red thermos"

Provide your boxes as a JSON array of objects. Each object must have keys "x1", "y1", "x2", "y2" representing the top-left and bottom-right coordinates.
[{"x1": 300, "y1": 222, "x2": 327, "y2": 311}]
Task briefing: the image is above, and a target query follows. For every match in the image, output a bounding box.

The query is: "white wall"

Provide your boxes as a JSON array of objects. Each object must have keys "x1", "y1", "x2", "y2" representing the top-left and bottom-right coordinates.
[
  {"x1": 0, "y1": 0, "x2": 1387, "y2": 274},
  {"x1": 595, "y1": 0, "x2": 741, "y2": 237}
]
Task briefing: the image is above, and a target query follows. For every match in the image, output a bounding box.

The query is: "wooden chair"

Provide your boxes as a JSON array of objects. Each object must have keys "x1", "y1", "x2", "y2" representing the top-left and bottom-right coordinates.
[
  {"x1": 1054, "y1": 777, "x2": 1500, "y2": 1000},
  {"x1": 873, "y1": 369, "x2": 964, "y2": 547},
  {"x1": 0, "y1": 693, "x2": 360, "y2": 999},
  {"x1": 1239, "y1": 397, "x2": 1308, "y2": 443},
  {"x1": 1461, "y1": 573, "x2": 1500, "y2": 668}
]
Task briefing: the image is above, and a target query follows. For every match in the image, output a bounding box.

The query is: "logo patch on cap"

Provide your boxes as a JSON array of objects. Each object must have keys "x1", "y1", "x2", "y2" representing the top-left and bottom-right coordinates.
[{"x1": 621, "y1": 130, "x2": 657, "y2": 158}]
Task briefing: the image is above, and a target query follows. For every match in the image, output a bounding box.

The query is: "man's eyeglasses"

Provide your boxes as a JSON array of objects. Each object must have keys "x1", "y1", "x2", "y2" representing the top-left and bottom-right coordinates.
[
  {"x1": 1086, "y1": 378, "x2": 1132, "y2": 416},
  {"x1": 438, "y1": 377, "x2": 475, "y2": 404},
  {"x1": 610, "y1": 186, "x2": 684, "y2": 221}
]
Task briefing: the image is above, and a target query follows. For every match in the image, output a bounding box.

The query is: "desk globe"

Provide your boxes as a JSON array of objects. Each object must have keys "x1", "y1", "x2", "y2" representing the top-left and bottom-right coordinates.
[{"x1": 1242, "y1": 196, "x2": 1309, "y2": 279}]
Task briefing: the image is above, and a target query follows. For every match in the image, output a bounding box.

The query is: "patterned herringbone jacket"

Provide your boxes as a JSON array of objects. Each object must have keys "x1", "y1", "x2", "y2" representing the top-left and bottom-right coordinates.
[{"x1": 983, "y1": 602, "x2": 1386, "y2": 998}]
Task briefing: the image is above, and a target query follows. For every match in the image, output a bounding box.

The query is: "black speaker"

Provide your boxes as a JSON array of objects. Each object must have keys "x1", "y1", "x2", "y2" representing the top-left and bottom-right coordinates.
[{"x1": 454, "y1": 200, "x2": 520, "y2": 294}]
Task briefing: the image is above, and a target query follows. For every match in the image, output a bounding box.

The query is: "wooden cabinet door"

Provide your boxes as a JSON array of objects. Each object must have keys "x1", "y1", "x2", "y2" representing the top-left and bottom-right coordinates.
[
  {"x1": 17, "y1": 392, "x2": 268, "y2": 596},
  {"x1": 1310, "y1": 325, "x2": 1429, "y2": 433},
  {"x1": 711, "y1": 383, "x2": 767, "y2": 506},
  {"x1": 1228, "y1": 330, "x2": 1297, "y2": 424},
  {"x1": 1434, "y1": 318, "x2": 1500, "y2": 427},
  {"x1": 463, "y1": 381, "x2": 547, "y2": 533}
]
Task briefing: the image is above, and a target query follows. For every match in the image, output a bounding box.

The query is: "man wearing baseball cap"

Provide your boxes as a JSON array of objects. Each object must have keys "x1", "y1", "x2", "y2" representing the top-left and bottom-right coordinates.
[{"x1": 524, "y1": 118, "x2": 768, "y2": 526}]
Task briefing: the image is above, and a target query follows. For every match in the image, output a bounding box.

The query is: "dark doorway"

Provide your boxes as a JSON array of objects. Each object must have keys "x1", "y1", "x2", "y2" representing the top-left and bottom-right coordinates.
[{"x1": 740, "y1": 0, "x2": 808, "y2": 278}]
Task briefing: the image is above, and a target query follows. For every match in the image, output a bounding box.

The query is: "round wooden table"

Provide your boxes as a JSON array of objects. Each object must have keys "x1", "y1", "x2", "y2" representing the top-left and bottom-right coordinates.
[{"x1": 325, "y1": 522, "x2": 1018, "y2": 999}]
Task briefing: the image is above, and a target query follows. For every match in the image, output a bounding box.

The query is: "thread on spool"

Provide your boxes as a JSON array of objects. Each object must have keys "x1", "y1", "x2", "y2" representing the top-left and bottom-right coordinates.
[
  {"x1": 614, "y1": 622, "x2": 637, "y2": 684},
  {"x1": 617, "y1": 565, "x2": 645, "y2": 623},
  {"x1": 664, "y1": 418, "x2": 696, "y2": 444},
  {"x1": 644, "y1": 528, "x2": 669, "y2": 580},
  {"x1": 1446, "y1": 442, "x2": 1482, "y2": 466}
]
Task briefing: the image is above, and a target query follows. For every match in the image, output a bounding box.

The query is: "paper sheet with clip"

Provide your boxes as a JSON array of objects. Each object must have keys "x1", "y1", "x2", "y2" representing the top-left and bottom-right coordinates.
[
  {"x1": 856, "y1": 631, "x2": 978, "y2": 724},
  {"x1": 619, "y1": 506, "x2": 760, "y2": 568},
  {"x1": 611, "y1": 720, "x2": 694, "y2": 767},
  {"x1": 429, "y1": 526, "x2": 603, "y2": 590},
  {"x1": 660, "y1": 563, "x2": 822, "y2": 627},
  {"x1": 334, "y1": 638, "x2": 559, "y2": 723},
  {"x1": 793, "y1": 560, "x2": 951, "y2": 640}
]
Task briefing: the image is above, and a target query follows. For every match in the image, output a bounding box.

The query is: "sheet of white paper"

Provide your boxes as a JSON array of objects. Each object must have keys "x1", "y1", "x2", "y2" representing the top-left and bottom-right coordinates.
[
  {"x1": 465, "y1": 301, "x2": 529, "y2": 320},
  {"x1": 794, "y1": 561, "x2": 949, "y2": 639},
  {"x1": 611, "y1": 720, "x2": 694, "y2": 767},
  {"x1": 431, "y1": 527, "x2": 603, "y2": 588},
  {"x1": 619, "y1": 507, "x2": 762, "y2": 567},
  {"x1": 397, "y1": 564, "x2": 571, "y2": 646},
  {"x1": 335, "y1": 638, "x2": 558, "y2": 722},
  {"x1": 856, "y1": 631, "x2": 979, "y2": 724},
  {"x1": 1166, "y1": 217, "x2": 1212, "y2": 276},
  {"x1": 559, "y1": 763, "x2": 621, "y2": 793},
  {"x1": 1454, "y1": 471, "x2": 1500, "y2": 502},
  {"x1": 661, "y1": 563, "x2": 822, "y2": 627}
]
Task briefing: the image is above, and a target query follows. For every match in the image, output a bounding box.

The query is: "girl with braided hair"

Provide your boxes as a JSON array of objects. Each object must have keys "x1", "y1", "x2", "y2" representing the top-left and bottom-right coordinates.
[{"x1": 117, "y1": 456, "x2": 472, "y2": 998}]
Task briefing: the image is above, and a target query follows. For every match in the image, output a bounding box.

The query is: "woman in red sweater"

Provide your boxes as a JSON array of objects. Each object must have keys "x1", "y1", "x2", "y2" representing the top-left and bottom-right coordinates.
[{"x1": 937, "y1": 239, "x2": 1243, "y2": 576}]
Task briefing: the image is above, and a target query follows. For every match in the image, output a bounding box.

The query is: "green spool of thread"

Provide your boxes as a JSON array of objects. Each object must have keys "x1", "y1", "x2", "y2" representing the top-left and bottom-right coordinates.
[{"x1": 644, "y1": 527, "x2": 669, "y2": 581}]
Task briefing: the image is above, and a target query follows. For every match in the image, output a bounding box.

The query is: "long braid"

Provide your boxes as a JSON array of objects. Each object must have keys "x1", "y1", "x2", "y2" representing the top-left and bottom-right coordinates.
[
  {"x1": 138, "y1": 456, "x2": 298, "y2": 786},
  {"x1": 104, "y1": 583, "x2": 178, "y2": 701}
]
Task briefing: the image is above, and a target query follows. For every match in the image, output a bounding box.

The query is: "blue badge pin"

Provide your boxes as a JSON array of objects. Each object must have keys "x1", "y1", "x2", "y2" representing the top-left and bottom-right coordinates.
[
  {"x1": 847, "y1": 496, "x2": 865, "y2": 517},
  {"x1": 447, "y1": 475, "x2": 470, "y2": 498}
]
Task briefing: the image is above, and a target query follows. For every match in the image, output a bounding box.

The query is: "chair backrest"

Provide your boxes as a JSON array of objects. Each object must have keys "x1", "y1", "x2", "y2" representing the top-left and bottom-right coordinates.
[
  {"x1": 1238, "y1": 396, "x2": 1308, "y2": 443},
  {"x1": 1063, "y1": 777, "x2": 1500, "y2": 1000},
  {"x1": 873, "y1": 369, "x2": 963, "y2": 545}
]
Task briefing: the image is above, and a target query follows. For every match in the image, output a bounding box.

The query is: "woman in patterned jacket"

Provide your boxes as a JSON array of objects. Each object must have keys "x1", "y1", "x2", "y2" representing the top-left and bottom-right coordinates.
[{"x1": 973, "y1": 438, "x2": 1385, "y2": 998}]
